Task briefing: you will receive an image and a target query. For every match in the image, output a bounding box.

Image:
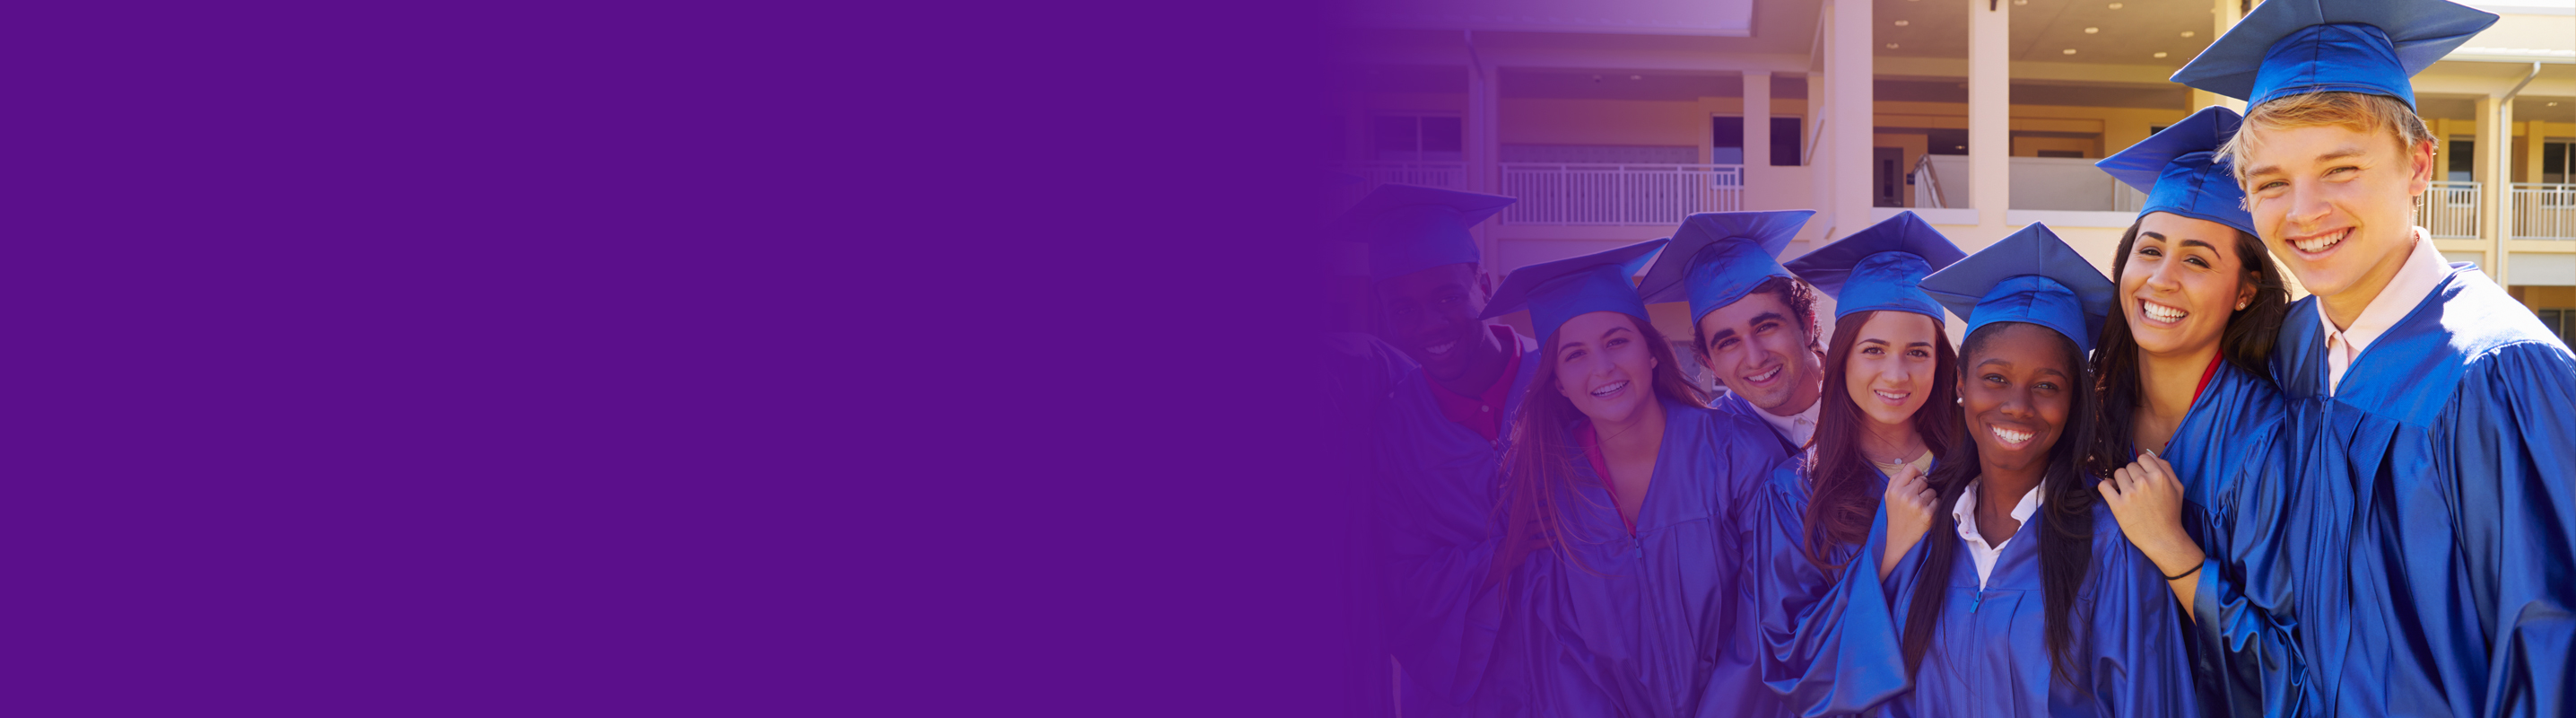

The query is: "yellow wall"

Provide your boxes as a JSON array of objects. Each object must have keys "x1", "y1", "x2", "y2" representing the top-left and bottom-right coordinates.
[{"x1": 2519, "y1": 285, "x2": 2576, "y2": 311}]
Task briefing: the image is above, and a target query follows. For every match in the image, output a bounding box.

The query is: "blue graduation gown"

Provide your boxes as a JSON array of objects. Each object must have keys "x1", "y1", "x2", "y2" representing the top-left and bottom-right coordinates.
[
  {"x1": 1716, "y1": 391, "x2": 1804, "y2": 456},
  {"x1": 2136, "y1": 361, "x2": 2307, "y2": 718},
  {"x1": 1748, "y1": 454, "x2": 1910, "y2": 717},
  {"x1": 1483, "y1": 395, "x2": 1789, "y2": 718},
  {"x1": 1826, "y1": 496, "x2": 2199, "y2": 718},
  {"x1": 1369, "y1": 341, "x2": 1539, "y2": 717},
  {"x1": 2259, "y1": 266, "x2": 2576, "y2": 717}
]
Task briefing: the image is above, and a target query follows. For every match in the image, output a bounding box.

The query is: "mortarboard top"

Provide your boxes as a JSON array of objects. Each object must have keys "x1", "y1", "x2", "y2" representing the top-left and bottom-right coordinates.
[
  {"x1": 1339, "y1": 183, "x2": 1517, "y2": 281},
  {"x1": 1781, "y1": 211, "x2": 1965, "y2": 322},
  {"x1": 2170, "y1": 0, "x2": 2498, "y2": 109},
  {"x1": 2097, "y1": 106, "x2": 2258, "y2": 237},
  {"x1": 1635, "y1": 210, "x2": 1815, "y2": 325},
  {"x1": 1919, "y1": 223, "x2": 2116, "y2": 355},
  {"x1": 1482, "y1": 239, "x2": 1668, "y2": 347}
]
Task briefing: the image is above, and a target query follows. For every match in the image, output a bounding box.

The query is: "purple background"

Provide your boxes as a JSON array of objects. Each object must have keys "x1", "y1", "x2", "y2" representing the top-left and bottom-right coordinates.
[{"x1": 5, "y1": 2, "x2": 1346, "y2": 715}]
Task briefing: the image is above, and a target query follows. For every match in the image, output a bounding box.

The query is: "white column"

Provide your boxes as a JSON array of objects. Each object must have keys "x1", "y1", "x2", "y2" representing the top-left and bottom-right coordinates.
[
  {"x1": 1969, "y1": 0, "x2": 2010, "y2": 231},
  {"x1": 2480, "y1": 94, "x2": 2512, "y2": 285},
  {"x1": 1745, "y1": 70, "x2": 1771, "y2": 188},
  {"x1": 1828, "y1": 0, "x2": 1874, "y2": 238},
  {"x1": 1466, "y1": 51, "x2": 1501, "y2": 275}
]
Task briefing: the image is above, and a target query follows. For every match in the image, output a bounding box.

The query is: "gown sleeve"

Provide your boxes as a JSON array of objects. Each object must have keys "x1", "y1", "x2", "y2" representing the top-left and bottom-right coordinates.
[
  {"x1": 1762, "y1": 503, "x2": 1918, "y2": 717},
  {"x1": 2087, "y1": 514, "x2": 2205, "y2": 718},
  {"x1": 2450, "y1": 343, "x2": 2576, "y2": 718},
  {"x1": 1367, "y1": 383, "x2": 1507, "y2": 717},
  {"x1": 2180, "y1": 421, "x2": 2312, "y2": 718}
]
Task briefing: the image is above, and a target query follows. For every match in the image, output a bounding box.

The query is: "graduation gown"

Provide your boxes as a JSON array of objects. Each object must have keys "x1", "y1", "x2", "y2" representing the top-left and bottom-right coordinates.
[
  {"x1": 1483, "y1": 395, "x2": 1789, "y2": 718},
  {"x1": 1369, "y1": 342, "x2": 1539, "y2": 717},
  {"x1": 1716, "y1": 392, "x2": 1804, "y2": 457},
  {"x1": 1818, "y1": 496, "x2": 2199, "y2": 718},
  {"x1": 1749, "y1": 454, "x2": 1917, "y2": 717},
  {"x1": 2258, "y1": 266, "x2": 2576, "y2": 717},
  {"x1": 2134, "y1": 361, "x2": 2307, "y2": 718}
]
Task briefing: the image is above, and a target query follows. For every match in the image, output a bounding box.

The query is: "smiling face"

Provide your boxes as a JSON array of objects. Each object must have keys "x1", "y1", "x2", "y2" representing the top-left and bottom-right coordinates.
[
  {"x1": 1553, "y1": 311, "x2": 1660, "y2": 425},
  {"x1": 1843, "y1": 311, "x2": 1942, "y2": 430},
  {"x1": 2123, "y1": 213, "x2": 2257, "y2": 358},
  {"x1": 1377, "y1": 263, "x2": 1493, "y2": 381},
  {"x1": 1960, "y1": 323, "x2": 2076, "y2": 475},
  {"x1": 1697, "y1": 287, "x2": 1823, "y2": 415},
  {"x1": 2237, "y1": 122, "x2": 2433, "y2": 303}
]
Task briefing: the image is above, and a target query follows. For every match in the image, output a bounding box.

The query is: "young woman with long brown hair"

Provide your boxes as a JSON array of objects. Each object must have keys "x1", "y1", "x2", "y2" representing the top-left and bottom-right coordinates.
[
  {"x1": 1475, "y1": 239, "x2": 1788, "y2": 718},
  {"x1": 2081, "y1": 108, "x2": 2295, "y2": 716},
  {"x1": 1742, "y1": 212, "x2": 1966, "y2": 714}
]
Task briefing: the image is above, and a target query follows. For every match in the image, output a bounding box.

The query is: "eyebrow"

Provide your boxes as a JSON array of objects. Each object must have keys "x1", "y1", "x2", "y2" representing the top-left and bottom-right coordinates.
[
  {"x1": 1562, "y1": 325, "x2": 1635, "y2": 354},
  {"x1": 2242, "y1": 146, "x2": 2370, "y2": 180}
]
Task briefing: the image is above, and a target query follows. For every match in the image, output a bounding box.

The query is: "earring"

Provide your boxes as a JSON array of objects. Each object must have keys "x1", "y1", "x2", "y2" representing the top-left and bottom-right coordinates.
[{"x1": 2236, "y1": 301, "x2": 2250, "y2": 310}]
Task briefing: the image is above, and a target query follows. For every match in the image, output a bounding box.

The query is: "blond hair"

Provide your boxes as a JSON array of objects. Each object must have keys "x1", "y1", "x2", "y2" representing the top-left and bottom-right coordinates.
[{"x1": 2221, "y1": 92, "x2": 2436, "y2": 182}]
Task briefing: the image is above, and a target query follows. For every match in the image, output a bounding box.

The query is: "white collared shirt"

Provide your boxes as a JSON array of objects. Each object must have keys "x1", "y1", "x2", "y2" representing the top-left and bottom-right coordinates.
[
  {"x1": 1756, "y1": 395, "x2": 1822, "y2": 450},
  {"x1": 2321, "y1": 227, "x2": 2453, "y2": 394},
  {"x1": 1953, "y1": 479, "x2": 2045, "y2": 590}
]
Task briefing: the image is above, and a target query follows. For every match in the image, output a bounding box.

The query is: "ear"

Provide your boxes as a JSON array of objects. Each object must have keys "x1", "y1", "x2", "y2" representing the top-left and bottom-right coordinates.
[
  {"x1": 2234, "y1": 277, "x2": 2258, "y2": 311},
  {"x1": 2405, "y1": 137, "x2": 2437, "y2": 197},
  {"x1": 1475, "y1": 267, "x2": 1495, "y2": 302}
]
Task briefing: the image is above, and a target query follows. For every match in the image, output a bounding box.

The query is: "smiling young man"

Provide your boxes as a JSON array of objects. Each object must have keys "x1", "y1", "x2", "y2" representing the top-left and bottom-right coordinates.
[
  {"x1": 1337, "y1": 183, "x2": 1533, "y2": 718},
  {"x1": 1638, "y1": 210, "x2": 1827, "y2": 456},
  {"x1": 2169, "y1": 1, "x2": 2576, "y2": 715}
]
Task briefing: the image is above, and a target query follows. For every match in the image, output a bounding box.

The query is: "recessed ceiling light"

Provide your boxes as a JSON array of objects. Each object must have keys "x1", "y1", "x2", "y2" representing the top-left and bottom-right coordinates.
[
  {"x1": 2063, "y1": 48, "x2": 2079, "y2": 55},
  {"x1": 2181, "y1": 31, "x2": 2197, "y2": 38},
  {"x1": 1955, "y1": 145, "x2": 1967, "y2": 150},
  {"x1": 2550, "y1": 101, "x2": 2562, "y2": 107},
  {"x1": 2014, "y1": 0, "x2": 2027, "y2": 4},
  {"x1": 2108, "y1": 2, "x2": 2124, "y2": 8},
  {"x1": 1630, "y1": 74, "x2": 1643, "y2": 80},
  {"x1": 2154, "y1": 51, "x2": 2169, "y2": 58},
  {"x1": 1895, "y1": 20, "x2": 1910, "y2": 26},
  {"x1": 2084, "y1": 27, "x2": 2100, "y2": 34},
  {"x1": 1886, "y1": 43, "x2": 1902, "y2": 48}
]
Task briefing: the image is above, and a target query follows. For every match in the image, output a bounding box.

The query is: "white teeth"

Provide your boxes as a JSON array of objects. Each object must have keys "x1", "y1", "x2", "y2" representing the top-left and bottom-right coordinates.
[
  {"x1": 1747, "y1": 366, "x2": 1781, "y2": 383},
  {"x1": 2292, "y1": 231, "x2": 2345, "y2": 254},
  {"x1": 1591, "y1": 381, "x2": 1628, "y2": 397},
  {"x1": 2143, "y1": 302, "x2": 2187, "y2": 323},
  {"x1": 1424, "y1": 341, "x2": 1457, "y2": 355},
  {"x1": 1874, "y1": 390, "x2": 1909, "y2": 402},
  {"x1": 1991, "y1": 426, "x2": 2033, "y2": 445}
]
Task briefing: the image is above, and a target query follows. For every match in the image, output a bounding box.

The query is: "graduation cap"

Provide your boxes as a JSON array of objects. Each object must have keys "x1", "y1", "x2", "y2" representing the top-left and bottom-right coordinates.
[
  {"x1": 2170, "y1": 0, "x2": 2498, "y2": 109},
  {"x1": 1338, "y1": 184, "x2": 1517, "y2": 281},
  {"x1": 2096, "y1": 106, "x2": 2257, "y2": 237},
  {"x1": 1636, "y1": 210, "x2": 1815, "y2": 325},
  {"x1": 1481, "y1": 239, "x2": 1669, "y2": 346},
  {"x1": 1919, "y1": 223, "x2": 2116, "y2": 355},
  {"x1": 1781, "y1": 211, "x2": 1964, "y2": 321}
]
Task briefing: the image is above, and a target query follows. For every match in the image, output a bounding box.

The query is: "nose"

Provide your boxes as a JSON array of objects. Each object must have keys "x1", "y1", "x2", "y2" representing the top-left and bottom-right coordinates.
[
  {"x1": 2286, "y1": 183, "x2": 2332, "y2": 231},
  {"x1": 2143, "y1": 255, "x2": 2183, "y2": 293},
  {"x1": 1997, "y1": 385, "x2": 2035, "y2": 420}
]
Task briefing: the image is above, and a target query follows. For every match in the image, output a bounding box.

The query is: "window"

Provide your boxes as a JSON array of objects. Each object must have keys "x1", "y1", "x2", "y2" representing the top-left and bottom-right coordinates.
[
  {"x1": 1372, "y1": 116, "x2": 1463, "y2": 162},
  {"x1": 2544, "y1": 141, "x2": 2572, "y2": 184},
  {"x1": 2449, "y1": 139, "x2": 2474, "y2": 183},
  {"x1": 1713, "y1": 117, "x2": 1804, "y2": 166}
]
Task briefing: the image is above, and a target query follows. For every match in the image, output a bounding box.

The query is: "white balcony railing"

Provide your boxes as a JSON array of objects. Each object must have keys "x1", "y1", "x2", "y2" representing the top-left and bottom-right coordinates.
[
  {"x1": 2417, "y1": 181, "x2": 2481, "y2": 239},
  {"x1": 1499, "y1": 163, "x2": 1743, "y2": 225},
  {"x1": 2511, "y1": 183, "x2": 2576, "y2": 241}
]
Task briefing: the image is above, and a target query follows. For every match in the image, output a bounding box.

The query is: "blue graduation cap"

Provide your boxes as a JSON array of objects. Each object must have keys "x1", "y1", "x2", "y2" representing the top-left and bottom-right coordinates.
[
  {"x1": 2096, "y1": 106, "x2": 2257, "y2": 237},
  {"x1": 1481, "y1": 239, "x2": 1669, "y2": 346},
  {"x1": 2171, "y1": 0, "x2": 2498, "y2": 109},
  {"x1": 1636, "y1": 210, "x2": 1815, "y2": 324},
  {"x1": 1781, "y1": 211, "x2": 1964, "y2": 321},
  {"x1": 1919, "y1": 223, "x2": 2116, "y2": 355},
  {"x1": 1339, "y1": 184, "x2": 1517, "y2": 281}
]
